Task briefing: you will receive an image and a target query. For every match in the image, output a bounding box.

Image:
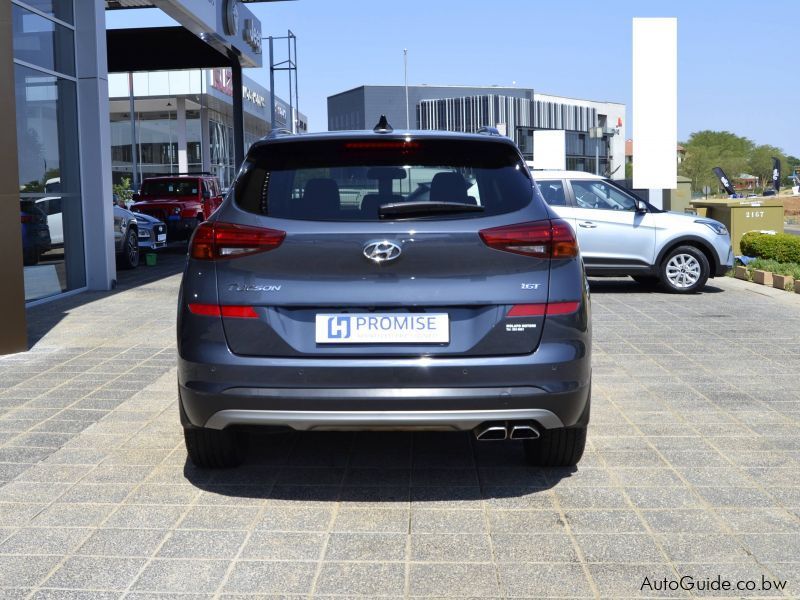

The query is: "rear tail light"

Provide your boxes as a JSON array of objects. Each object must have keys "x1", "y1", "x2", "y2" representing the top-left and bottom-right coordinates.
[
  {"x1": 479, "y1": 219, "x2": 578, "y2": 258},
  {"x1": 508, "y1": 301, "x2": 581, "y2": 317},
  {"x1": 188, "y1": 303, "x2": 259, "y2": 319},
  {"x1": 190, "y1": 221, "x2": 285, "y2": 260},
  {"x1": 20, "y1": 214, "x2": 33, "y2": 224}
]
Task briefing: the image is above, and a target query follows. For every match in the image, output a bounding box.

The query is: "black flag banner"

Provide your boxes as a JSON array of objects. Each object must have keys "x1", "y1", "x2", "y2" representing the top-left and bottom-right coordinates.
[{"x1": 712, "y1": 167, "x2": 737, "y2": 196}]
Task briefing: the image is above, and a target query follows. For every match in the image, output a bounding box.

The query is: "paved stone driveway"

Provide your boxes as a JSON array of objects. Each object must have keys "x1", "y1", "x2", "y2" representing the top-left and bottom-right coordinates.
[{"x1": 1, "y1": 252, "x2": 799, "y2": 598}]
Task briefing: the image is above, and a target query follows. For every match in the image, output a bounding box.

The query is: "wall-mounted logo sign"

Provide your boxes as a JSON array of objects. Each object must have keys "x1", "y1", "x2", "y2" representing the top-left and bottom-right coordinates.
[
  {"x1": 224, "y1": 0, "x2": 240, "y2": 36},
  {"x1": 211, "y1": 68, "x2": 233, "y2": 96},
  {"x1": 274, "y1": 102, "x2": 288, "y2": 124},
  {"x1": 243, "y1": 86, "x2": 266, "y2": 108},
  {"x1": 243, "y1": 18, "x2": 262, "y2": 54}
]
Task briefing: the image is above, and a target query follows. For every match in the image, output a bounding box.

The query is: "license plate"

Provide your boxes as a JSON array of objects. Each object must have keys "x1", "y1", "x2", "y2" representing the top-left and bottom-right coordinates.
[
  {"x1": 157, "y1": 233, "x2": 166, "y2": 242},
  {"x1": 315, "y1": 313, "x2": 449, "y2": 344}
]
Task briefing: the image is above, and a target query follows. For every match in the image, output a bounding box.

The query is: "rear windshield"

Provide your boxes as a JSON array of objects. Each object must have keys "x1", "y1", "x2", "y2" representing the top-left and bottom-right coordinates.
[
  {"x1": 234, "y1": 138, "x2": 533, "y2": 220},
  {"x1": 140, "y1": 179, "x2": 199, "y2": 196}
]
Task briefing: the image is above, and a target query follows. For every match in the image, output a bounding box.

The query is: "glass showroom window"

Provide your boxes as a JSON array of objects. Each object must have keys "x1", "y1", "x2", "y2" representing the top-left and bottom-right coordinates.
[{"x1": 13, "y1": 0, "x2": 84, "y2": 301}]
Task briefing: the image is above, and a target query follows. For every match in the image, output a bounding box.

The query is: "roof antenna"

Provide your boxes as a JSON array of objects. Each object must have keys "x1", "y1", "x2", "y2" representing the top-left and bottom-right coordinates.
[{"x1": 373, "y1": 115, "x2": 393, "y2": 134}]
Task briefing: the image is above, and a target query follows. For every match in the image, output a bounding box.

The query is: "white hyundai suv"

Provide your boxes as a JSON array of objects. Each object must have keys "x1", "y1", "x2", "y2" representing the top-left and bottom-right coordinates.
[{"x1": 531, "y1": 171, "x2": 733, "y2": 293}]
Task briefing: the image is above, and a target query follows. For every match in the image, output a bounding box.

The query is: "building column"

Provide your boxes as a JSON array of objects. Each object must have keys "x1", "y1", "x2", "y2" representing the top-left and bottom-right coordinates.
[
  {"x1": 75, "y1": 0, "x2": 115, "y2": 291},
  {"x1": 231, "y1": 59, "x2": 245, "y2": 169},
  {"x1": 176, "y1": 97, "x2": 188, "y2": 173},
  {"x1": 0, "y1": 1, "x2": 28, "y2": 354},
  {"x1": 200, "y1": 103, "x2": 211, "y2": 174}
]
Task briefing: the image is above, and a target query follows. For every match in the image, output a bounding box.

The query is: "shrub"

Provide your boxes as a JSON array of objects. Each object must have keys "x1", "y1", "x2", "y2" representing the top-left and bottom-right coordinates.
[
  {"x1": 746, "y1": 259, "x2": 800, "y2": 280},
  {"x1": 740, "y1": 232, "x2": 800, "y2": 263}
]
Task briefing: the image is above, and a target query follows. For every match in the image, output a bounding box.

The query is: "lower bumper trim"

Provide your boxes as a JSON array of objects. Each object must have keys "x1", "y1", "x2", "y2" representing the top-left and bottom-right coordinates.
[{"x1": 204, "y1": 408, "x2": 565, "y2": 432}]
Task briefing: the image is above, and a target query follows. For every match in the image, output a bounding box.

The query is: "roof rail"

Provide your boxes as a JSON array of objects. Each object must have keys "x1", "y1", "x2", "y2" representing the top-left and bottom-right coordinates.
[
  {"x1": 267, "y1": 128, "x2": 295, "y2": 139},
  {"x1": 476, "y1": 126, "x2": 502, "y2": 137}
]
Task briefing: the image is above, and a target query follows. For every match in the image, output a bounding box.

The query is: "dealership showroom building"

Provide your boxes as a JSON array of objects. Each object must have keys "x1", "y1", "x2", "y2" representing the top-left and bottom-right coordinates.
[{"x1": 1, "y1": 0, "x2": 285, "y2": 355}]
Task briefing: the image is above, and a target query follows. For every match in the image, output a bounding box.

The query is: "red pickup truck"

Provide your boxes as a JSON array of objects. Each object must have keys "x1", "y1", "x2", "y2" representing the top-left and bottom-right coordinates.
[{"x1": 131, "y1": 174, "x2": 224, "y2": 241}]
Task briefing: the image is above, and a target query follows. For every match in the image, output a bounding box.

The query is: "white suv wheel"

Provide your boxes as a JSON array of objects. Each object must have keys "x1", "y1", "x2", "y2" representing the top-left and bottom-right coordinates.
[{"x1": 661, "y1": 246, "x2": 709, "y2": 293}]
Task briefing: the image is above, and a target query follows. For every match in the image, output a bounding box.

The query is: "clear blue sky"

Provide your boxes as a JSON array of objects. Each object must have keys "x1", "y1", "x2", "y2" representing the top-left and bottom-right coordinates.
[{"x1": 107, "y1": 0, "x2": 799, "y2": 156}]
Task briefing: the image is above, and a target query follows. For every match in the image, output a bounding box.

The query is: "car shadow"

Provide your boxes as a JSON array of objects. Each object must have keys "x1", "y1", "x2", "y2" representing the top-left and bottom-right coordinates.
[
  {"x1": 182, "y1": 430, "x2": 578, "y2": 502},
  {"x1": 588, "y1": 277, "x2": 724, "y2": 294},
  {"x1": 25, "y1": 244, "x2": 188, "y2": 347}
]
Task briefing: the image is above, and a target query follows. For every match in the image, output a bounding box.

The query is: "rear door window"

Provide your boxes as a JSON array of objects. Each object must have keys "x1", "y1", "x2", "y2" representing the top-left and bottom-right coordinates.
[
  {"x1": 234, "y1": 138, "x2": 533, "y2": 221},
  {"x1": 535, "y1": 179, "x2": 567, "y2": 206}
]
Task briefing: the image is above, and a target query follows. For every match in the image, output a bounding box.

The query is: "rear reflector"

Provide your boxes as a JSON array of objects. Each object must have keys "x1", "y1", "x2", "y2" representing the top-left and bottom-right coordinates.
[
  {"x1": 479, "y1": 219, "x2": 578, "y2": 259},
  {"x1": 188, "y1": 303, "x2": 259, "y2": 319},
  {"x1": 508, "y1": 301, "x2": 580, "y2": 317},
  {"x1": 190, "y1": 221, "x2": 285, "y2": 260}
]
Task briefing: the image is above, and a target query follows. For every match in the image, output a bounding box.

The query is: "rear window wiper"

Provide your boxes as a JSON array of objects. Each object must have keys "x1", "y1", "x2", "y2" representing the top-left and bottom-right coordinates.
[{"x1": 379, "y1": 201, "x2": 484, "y2": 219}]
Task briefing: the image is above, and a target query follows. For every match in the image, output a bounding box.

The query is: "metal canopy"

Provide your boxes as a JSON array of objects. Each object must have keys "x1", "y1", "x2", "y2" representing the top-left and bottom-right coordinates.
[{"x1": 106, "y1": 27, "x2": 231, "y2": 71}]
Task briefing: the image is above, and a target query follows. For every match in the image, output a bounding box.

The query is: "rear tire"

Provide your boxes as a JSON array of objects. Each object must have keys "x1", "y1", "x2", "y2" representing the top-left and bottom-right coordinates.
[
  {"x1": 117, "y1": 227, "x2": 140, "y2": 270},
  {"x1": 523, "y1": 426, "x2": 587, "y2": 467},
  {"x1": 184, "y1": 426, "x2": 244, "y2": 468}
]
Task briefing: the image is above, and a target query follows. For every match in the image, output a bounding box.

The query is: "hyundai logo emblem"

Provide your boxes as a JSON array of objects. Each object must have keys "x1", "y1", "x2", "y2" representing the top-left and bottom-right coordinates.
[{"x1": 363, "y1": 240, "x2": 402, "y2": 263}]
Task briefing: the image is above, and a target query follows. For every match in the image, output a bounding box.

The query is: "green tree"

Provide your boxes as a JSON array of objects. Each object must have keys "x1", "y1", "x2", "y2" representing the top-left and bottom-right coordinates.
[
  {"x1": 677, "y1": 130, "x2": 793, "y2": 194},
  {"x1": 748, "y1": 144, "x2": 786, "y2": 192}
]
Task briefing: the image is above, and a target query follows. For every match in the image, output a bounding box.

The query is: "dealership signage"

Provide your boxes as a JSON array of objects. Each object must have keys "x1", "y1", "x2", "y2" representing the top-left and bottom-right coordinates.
[
  {"x1": 274, "y1": 102, "x2": 288, "y2": 125},
  {"x1": 243, "y1": 86, "x2": 266, "y2": 108},
  {"x1": 243, "y1": 18, "x2": 262, "y2": 54},
  {"x1": 210, "y1": 69, "x2": 266, "y2": 109}
]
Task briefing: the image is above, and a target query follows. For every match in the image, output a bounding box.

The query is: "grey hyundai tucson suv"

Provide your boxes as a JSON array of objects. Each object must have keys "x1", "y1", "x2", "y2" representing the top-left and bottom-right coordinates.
[{"x1": 178, "y1": 123, "x2": 592, "y2": 468}]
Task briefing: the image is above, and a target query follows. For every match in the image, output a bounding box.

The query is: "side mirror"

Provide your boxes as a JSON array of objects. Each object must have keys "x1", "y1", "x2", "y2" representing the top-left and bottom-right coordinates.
[
  {"x1": 132, "y1": 192, "x2": 140, "y2": 201},
  {"x1": 202, "y1": 189, "x2": 211, "y2": 200}
]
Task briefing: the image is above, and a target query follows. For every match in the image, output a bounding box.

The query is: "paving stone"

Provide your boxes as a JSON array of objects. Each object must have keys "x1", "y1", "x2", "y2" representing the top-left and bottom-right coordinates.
[
  {"x1": 178, "y1": 505, "x2": 260, "y2": 530},
  {"x1": 409, "y1": 562, "x2": 499, "y2": 597},
  {"x1": 315, "y1": 561, "x2": 406, "y2": 596},
  {"x1": 575, "y1": 533, "x2": 665, "y2": 563},
  {"x1": 76, "y1": 528, "x2": 167, "y2": 557},
  {"x1": 157, "y1": 530, "x2": 247, "y2": 559},
  {"x1": 0, "y1": 527, "x2": 90, "y2": 555},
  {"x1": 332, "y1": 508, "x2": 408, "y2": 533},
  {"x1": 132, "y1": 558, "x2": 230, "y2": 593},
  {"x1": 411, "y1": 509, "x2": 487, "y2": 533},
  {"x1": 497, "y1": 562, "x2": 594, "y2": 598},
  {"x1": 239, "y1": 531, "x2": 325, "y2": 561},
  {"x1": 324, "y1": 532, "x2": 407, "y2": 561},
  {"x1": 44, "y1": 556, "x2": 146, "y2": 590},
  {"x1": 222, "y1": 560, "x2": 316, "y2": 594},
  {"x1": 255, "y1": 506, "x2": 334, "y2": 532},
  {"x1": 491, "y1": 533, "x2": 578, "y2": 563}
]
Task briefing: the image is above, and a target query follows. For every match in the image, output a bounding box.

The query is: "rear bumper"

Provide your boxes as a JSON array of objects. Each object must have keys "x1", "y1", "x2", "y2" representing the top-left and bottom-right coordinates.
[
  {"x1": 202, "y1": 407, "x2": 565, "y2": 431},
  {"x1": 178, "y1": 342, "x2": 591, "y2": 432}
]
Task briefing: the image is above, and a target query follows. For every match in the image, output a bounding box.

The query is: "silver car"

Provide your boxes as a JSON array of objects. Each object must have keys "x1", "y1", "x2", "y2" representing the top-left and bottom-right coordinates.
[{"x1": 532, "y1": 171, "x2": 733, "y2": 293}]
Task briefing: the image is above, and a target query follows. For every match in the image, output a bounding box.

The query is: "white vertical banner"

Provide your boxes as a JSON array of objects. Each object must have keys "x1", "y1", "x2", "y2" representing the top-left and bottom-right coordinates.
[{"x1": 632, "y1": 18, "x2": 677, "y2": 190}]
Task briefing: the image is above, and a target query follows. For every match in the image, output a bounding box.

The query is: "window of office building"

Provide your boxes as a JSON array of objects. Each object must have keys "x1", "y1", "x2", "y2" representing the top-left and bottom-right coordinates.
[
  {"x1": 111, "y1": 104, "x2": 203, "y2": 186},
  {"x1": 13, "y1": 0, "x2": 85, "y2": 302}
]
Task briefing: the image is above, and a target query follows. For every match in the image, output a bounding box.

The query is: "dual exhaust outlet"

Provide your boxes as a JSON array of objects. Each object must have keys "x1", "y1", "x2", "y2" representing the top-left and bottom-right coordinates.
[{"x1": 474, "y1": 421, "x2": 540, "y2": 441}]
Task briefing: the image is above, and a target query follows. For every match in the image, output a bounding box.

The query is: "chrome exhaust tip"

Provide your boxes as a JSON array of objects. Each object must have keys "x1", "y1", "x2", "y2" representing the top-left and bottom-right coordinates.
[
  {"x1": 509, "y1": 424, "x2": 540, "y2": 440},
  {"x1": 474, "y1": 424, "x2": 508, "y2": 441}
]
